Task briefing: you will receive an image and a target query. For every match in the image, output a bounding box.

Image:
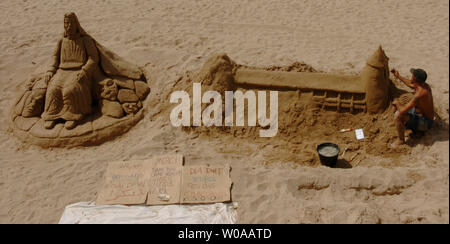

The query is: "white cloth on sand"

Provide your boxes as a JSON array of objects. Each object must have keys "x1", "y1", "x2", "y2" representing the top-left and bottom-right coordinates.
[{"x1": 59, "y1": 201, "x2": 237, "y2": 224}]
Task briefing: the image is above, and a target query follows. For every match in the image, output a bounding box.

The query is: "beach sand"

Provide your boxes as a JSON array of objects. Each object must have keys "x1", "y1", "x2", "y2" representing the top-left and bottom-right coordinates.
[{"x1": 0, "y1": 0, "x2": 448, "y2": 224}]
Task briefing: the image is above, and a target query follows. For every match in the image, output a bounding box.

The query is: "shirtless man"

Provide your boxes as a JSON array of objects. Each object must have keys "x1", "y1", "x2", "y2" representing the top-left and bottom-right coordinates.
[{"x1": 391, "y1": 68, "x2": 435, "y2": 147}]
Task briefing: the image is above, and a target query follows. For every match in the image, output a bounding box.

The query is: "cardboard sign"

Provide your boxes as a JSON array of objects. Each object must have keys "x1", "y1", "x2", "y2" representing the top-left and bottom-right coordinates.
[
  {"x1": 146, "y1": 155, "x2": 183, "y2": 205},
  {"x1": 96, "y1": 155, "x2": 232, "y2": 206},
  {"x1": 96, "y1": 160, "x2": 149, "y2": 205},
  {"x1": 181, "y1": 164, "x2": 232, "y2": 204}
]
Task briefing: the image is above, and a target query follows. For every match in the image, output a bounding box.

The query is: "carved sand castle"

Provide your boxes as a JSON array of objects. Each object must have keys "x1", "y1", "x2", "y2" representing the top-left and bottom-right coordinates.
[
  {"x1": 154, "y1": 46, "x2": 400, "y2": 165},
  {"x1": 9, "y1": 13, "x2": 150, "y2": 148},
  {"x1": 234, "y1": 46, "x2": 391, "y2": 114},
  {"x1": 193, "y1": 45, "x2": 392, "y2": 115}
]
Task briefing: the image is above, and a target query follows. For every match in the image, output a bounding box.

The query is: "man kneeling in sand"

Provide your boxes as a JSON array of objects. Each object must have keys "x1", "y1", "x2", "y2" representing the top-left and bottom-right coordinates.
[{"x1": 390, "y1": 68, "x2": 435, "y2": 147}]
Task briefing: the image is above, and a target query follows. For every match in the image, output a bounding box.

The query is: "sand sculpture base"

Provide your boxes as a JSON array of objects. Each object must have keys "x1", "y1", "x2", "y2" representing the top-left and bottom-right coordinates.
[
  {"x1": 10, "y1": 74, "x2": 150, "y2": 148},
  {"x1": 10, "y1": 109, "x2": 144, "y2": 148}
]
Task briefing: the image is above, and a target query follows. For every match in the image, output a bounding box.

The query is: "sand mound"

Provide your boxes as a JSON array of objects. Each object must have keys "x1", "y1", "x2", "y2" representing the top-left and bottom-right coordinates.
[
  {"x1": 398, "y1": 92, "x2": 414, "y2": 105},
  {"x1": 195, "y1": 53, "x2": 237, "y2": 92}
]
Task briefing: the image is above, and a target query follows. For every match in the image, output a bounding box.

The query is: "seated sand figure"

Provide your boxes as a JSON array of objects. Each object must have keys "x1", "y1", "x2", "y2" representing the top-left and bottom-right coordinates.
[
  {"x1": 41, "y1": 12, "x2": 98, "y2": 129},
  {"x1": 11, "y1": 12, "x2": 150, "y2": 147}
]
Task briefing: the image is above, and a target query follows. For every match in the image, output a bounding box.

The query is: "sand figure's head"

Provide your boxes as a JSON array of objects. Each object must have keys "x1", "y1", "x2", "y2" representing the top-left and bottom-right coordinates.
[
  {"x1": 64, "y1": 12, "x2": 86, "y2": 39},
  {"x1": 122, "y1": 102, "x2": 142, "y2": 115},
  {"x1": 98, "y1": 78, "x2": 118, "y2": 101}
]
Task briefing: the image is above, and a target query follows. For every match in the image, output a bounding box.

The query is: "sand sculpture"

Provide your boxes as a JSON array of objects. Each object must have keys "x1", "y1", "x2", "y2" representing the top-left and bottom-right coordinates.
[
  {"x1": 10, "y1": 12, "x2": 150, "y2": 147},
  {"x1": 193, "y1": 46, "x2": 392, "y2": 115},
  {"x1": 156, "y1": 48, "x2": 402, "y2": 166},
  {"x1": 159, "y1": 46, "x2": 403, "y2": 166}
]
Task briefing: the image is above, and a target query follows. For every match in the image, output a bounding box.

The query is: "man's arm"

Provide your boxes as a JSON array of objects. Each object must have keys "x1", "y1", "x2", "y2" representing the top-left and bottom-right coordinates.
[{"x1": 393, "y1": 69, "x2": 415, "y2": 89}]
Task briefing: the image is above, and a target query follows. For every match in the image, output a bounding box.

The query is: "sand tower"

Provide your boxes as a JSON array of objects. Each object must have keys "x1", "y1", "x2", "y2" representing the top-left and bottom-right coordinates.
[{"x1": 362, "y1": 46, "x2": 391, "y2": 113}]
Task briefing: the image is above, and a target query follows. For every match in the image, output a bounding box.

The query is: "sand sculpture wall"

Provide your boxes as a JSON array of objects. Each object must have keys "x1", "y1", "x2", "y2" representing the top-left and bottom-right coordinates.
[{"x1": 203, "y1": 46, "x2": 392, "y2": 114}]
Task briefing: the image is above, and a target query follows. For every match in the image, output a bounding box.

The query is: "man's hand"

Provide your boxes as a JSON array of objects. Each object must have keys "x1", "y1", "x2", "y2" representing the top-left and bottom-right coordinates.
[
  {"x1": 391, "y1": 68, "x2": 415, "y2": 89},
  {"x1": 391, "y1": 68, "x2": 399, "y2": 78}
]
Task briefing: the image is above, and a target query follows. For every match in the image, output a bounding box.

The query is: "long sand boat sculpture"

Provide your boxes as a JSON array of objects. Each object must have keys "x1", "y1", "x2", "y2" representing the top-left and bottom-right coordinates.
[{"x1": 232, "y1": 46, "x2": 391, "y2": 114}]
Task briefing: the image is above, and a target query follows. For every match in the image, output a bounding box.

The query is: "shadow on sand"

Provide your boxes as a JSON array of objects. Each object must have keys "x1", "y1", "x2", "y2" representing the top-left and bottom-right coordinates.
[
  {"x1": 333, "y1": 159, "x2": 353, "y2": 169},
  {"x1": 407, "y1": 114, "x2": 449, "y2": 147}
]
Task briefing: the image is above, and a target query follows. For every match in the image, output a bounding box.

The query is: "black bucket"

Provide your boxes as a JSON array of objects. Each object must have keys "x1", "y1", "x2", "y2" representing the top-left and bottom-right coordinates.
[{"x1": 317, "y1": 143, "x2": 340, "y2": 167}]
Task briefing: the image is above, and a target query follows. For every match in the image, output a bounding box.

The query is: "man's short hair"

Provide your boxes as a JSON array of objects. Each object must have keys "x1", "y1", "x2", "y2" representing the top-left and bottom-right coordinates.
[{"x1": 410, "y1": 68, "x2": 427, "y2": 83}]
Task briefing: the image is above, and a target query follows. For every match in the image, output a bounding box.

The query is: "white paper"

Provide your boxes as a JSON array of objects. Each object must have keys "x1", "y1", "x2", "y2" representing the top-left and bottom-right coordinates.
[{"x1": 355, "y1": 129, "x2": 364, "y2": 140}]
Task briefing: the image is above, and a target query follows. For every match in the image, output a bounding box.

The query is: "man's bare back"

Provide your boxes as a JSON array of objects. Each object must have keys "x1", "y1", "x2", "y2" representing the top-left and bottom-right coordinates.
[{"x1": 414, "y1": 83, "x2": 434, "y2": 120}]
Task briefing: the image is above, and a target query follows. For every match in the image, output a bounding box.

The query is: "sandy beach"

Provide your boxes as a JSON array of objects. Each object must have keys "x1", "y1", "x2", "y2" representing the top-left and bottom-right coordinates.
[{"x1": 0, "y1": 0, "x2": 448, "y2": 224}]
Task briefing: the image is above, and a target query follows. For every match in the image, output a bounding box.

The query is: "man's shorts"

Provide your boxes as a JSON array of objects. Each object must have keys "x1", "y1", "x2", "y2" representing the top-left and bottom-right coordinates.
[{"x1": 405, "y1": 108, "x2": 434, "y2": 133}]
